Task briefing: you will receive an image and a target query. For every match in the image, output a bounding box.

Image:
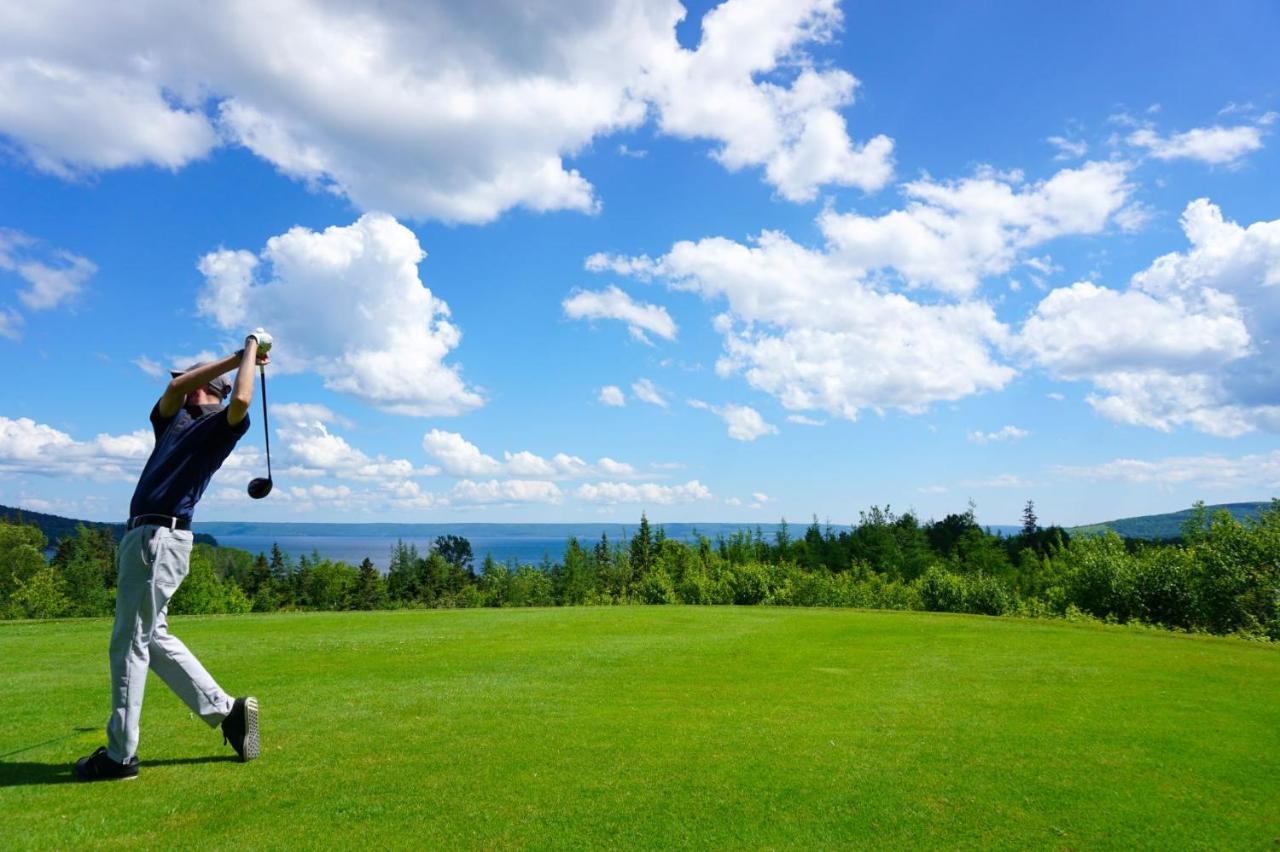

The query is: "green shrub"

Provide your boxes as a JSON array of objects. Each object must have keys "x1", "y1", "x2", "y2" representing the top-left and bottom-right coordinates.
[
  {"x1": 729, "y1": 562, "x2": 771, "y2": 605},
  {"x1": 964, "y1": 573, "x2": 1012, "y2": 615},
  {"x1": 637, "y1": 570, "x2": 676, "y2": 604},
  {"x1": 1063, "y1": 532, "x2": 1133, "y2": 621},
  {"x1": 1129, "y1": 546, "x2": 1199, "y2": 629},
  {"x1": 7, "y1": 566, "x2": 70, "y2": 619},
  {"x1": 918, "y1": 566, "x2": 966, "y2": 613}
]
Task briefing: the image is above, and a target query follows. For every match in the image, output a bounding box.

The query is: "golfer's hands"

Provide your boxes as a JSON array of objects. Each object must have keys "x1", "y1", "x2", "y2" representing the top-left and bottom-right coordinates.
[
  {"x1": 246, "y1": 327, "x2": 273, "y2": 353},
  {"x1": 246, "y1": 328, "x2": 273, "y2": 364}
]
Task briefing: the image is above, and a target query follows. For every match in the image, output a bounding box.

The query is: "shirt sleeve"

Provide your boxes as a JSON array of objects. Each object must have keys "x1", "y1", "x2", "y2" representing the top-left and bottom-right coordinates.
[
  {"x1": 223, "y1": 409, "x2": 251, "y2": 438},
  {"x1": 150, "y1": 402, "x2": 174, "y2": 440}
]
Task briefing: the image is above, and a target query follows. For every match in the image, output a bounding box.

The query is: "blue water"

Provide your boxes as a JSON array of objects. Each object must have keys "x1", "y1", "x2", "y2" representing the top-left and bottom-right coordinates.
[{"x1": 212, "y1": 533, "x2": 574, "y2": 570}]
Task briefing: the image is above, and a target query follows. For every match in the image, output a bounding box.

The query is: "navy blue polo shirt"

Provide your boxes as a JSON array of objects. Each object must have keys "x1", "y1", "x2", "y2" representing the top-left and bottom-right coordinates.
[{"x1": 129, "y1": 403, "x2": 250, "y2": 521}]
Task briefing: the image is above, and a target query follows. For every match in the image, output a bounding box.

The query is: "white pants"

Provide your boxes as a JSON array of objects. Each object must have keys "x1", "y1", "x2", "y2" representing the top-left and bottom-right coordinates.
[{"x1": 106, "y1": 524, "x2": 234, "y2": 762}]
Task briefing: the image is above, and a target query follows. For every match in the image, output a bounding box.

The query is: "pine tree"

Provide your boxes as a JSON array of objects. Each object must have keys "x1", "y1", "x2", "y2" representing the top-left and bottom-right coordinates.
[
  {"x1": 353, "y1": 558, "x2": 386, "y2": 610},
  {"x1": 593, "y1": 532, "x2": 611, "y2": 566},
  {"x1": 269, "y1": 543, "x2": 289, "y2": 581},
  {"x1": 630, "y1": 513, "x2": 654, "y2": 582},
  {"x1": 249, "y1": 552, "x2": 271, "y2": 595},
  {"x1": 1022, "y1": 500, "x2": 1039, "y2": 537}
]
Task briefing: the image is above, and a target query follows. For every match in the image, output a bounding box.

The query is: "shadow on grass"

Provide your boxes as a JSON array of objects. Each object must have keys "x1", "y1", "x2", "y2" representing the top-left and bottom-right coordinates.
[
  {"x1": 0, "y1": 727, "x2": 97, "y2": 760},
  {"x1": 1, "y1": 755, "x2": 238, "y2": 788}
]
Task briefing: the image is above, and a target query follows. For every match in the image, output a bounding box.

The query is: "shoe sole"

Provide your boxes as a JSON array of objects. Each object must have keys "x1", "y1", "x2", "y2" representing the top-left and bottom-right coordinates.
[
  {"x1": 75, "y1": 766, "x2": 139, "y2": 782},
  {"x1": 243, "y1": 696, "x2": 260, "y2": 761}
]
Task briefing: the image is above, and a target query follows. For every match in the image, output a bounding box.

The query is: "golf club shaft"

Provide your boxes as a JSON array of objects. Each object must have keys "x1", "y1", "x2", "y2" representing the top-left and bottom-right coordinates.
[{"x1": 259, "y1": 365, "x2": 272, "y2": 479}]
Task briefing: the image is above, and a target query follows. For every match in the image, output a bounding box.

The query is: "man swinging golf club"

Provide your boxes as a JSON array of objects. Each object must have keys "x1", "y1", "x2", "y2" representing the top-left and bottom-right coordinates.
[{"x1": 76, "y1": 329, "x2": 274, "y2": 781}]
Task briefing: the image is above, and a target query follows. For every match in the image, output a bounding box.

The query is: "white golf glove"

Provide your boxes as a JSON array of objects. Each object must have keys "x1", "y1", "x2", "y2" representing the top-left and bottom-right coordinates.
[{"x1": 247, "y1": 327, "x2": 273, "y2": 353}]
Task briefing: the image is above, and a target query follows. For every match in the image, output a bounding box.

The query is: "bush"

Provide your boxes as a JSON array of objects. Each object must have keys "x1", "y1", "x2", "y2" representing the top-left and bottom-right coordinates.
[
  {"x1": 0, "y1": 521, "x2": 50, "y2": 604},
  {"x1": 7, "y1": 567, "x2": 70, "y2": 619},
  {"x1": 170, "y1": 546, "x2": 228, "y2": 615},
  {"x1": 918, "y1": 566, "x2": 966, "y2": 613},
  {"x1": 729, "y1": 562, "x2": 771, "y2": 605},
  {"x1": 637, "y1": 570, "x2": 676, "y2": 604},
  {"x1": 1129, "y1": 546, "x2": 1199, "y2": 629},
  {"x1": 1062, "y1": 532, "x2": 1133, "y2": 621},
  {"x1": 223, "y1": 581, "x2": 254, "y2": 615},
  {"x1": 963, "y1": 573, "x2": 1012, "y2": 616}
]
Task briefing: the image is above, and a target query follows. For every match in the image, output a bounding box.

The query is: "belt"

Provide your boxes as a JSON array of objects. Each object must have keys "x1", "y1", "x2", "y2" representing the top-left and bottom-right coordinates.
[{"x1": 126, "y1": 514, "x2": 191, "y2": 531}]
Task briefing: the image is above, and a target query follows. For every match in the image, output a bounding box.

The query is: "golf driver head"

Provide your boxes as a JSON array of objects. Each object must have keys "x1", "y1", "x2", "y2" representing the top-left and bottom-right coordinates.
[{"x1": 247, "y1": 477, "x2": 273, "y2": 499}]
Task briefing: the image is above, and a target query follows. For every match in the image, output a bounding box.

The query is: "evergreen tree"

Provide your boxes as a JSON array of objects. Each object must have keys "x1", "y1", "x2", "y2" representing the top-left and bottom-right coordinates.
[
  {"x1": 775, "y1": 518, "x2": 791, "y2": 558},
  {"x1": 269, "y1": 543, "x2": 290, "y2": 581},
  {"x1": 249, "y1": 552, "x2": 271, "y2": 595},
  {"x1": 52, "y1": 524, "x2": 115, "y2": 616},
  {"x1": 1022, "y1": 500, "x2": 1039, "y2": 537},
  {"x1": 630, "y1": 513, "x2": 655, "y2": 582},
  {"x1": 353, "y1": 558, "x2": 387, "y2": 610},
  {"x1": 387, "y1": 540, "x2": 421, "y2": 602},
  {"x1": 593, "y1": 532, "x2": 611, "y2": 566},
  {"x1": 556, "y1": 537, "x2": 593, "y2": 605}
]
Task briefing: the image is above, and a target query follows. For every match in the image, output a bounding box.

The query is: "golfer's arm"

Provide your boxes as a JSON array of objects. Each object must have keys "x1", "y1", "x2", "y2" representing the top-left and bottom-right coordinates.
[
  {"x1": 157, "y1": 351, "x2": 243, "y2": 418},
  {"x1": 226, "y1": 339, "x2": 260, "y2": 426}
]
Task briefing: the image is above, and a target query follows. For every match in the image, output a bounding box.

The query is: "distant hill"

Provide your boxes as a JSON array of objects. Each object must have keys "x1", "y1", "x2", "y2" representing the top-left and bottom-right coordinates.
[
  {"x1": 0, "y1": 504, "x2": 218, "y2": 547},
  {"x1": 1070, "y1": 501, "x2": 1274, "y2": 541}
]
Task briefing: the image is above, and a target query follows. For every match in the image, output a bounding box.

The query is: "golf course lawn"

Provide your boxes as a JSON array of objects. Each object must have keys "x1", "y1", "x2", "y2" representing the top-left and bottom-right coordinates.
[{"x1": 1, "y1": 608, "x2": 1277, "y2": 849}]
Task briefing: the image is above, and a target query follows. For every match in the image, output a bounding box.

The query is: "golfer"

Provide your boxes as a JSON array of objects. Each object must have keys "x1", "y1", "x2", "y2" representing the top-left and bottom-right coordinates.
[{"x1": 76, "y1": 330, "x2": 273, "y2": 781}]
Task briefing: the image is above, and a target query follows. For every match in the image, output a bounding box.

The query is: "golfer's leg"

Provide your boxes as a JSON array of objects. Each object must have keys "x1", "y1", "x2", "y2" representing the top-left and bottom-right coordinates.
[
  {"x1": 146, "y1": 529, "x2": 234, "y2": 726},
  {"x1": 149, "y1": 608, "x2": 234, "y2": 726},
  {"x1": 106, "y1": 528, "x2": 156, "y2": 763}
]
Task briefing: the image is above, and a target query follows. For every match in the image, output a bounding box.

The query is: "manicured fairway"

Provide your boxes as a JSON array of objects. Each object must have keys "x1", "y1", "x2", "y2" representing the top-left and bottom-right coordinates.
[{"x1": 1, "y1": 608, "x2": 1277, "y2": 849}]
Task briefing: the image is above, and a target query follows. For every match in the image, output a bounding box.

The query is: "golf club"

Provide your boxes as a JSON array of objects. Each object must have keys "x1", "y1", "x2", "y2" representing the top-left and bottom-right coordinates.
[{"x1": 247, "y1": 364, "x2": 273, "y2": 499}]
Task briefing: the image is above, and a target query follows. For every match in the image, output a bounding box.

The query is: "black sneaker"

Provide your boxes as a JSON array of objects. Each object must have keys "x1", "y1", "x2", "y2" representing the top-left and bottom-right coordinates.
[
  {"x1": 75, "y1": 747, "x2": 139, "y2": 782},
  {"x1": 221, "y1": 696, "x2": 260, "y2": 762}
]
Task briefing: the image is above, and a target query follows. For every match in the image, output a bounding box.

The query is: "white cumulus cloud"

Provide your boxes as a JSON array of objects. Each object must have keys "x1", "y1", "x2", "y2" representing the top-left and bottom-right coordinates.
[
  {"x1": 598, "y1": 385, "x2": 626, "y2": 406},
  {"x1": 422, "y1": 430, "x2": 503, "y2": 477},
  {"x1": 650, "y1": 230, "x2": 1015, "y2": 418},
  {"x1": 197, "y1": 213, "x2": 482, "y2": 417},
  {"x1": 280, "y1": 415, "x2": 432, "y2": 481},
  {"x1": 817, "y1": 161, "x2": 1135, "y2": 295},
  {"x1": 563, "y1": 285, "x2": 676, "y2": 343},
  {"x1": 423, "y1": 429, "x2": 646, "y2": 481},
  {"x1": 631, "y1": 378, "x2": 668, "y2": 408},
  {"x1": 640, "y1": 0, "x2": 894, "y2": 201},
  {"x1": 0, "y1": 228, "x2": 96, "y2": 311},
  {"x1": 689, "y1": 400, "x2": 778, "y2": 441},
  {"x1": 1019, "y1": 199, "x2": 1280, "y2": 436},
  {"x1": 1056, "y1": 450, "x2": 1280, "y2": 491},
  {"x1": 1047, "y1": 136, "x2": 1088, "y2": 160},
  {"x1": 592, "y1": 160, "x2": 1137, "y2": 421},
  {"x1": 0, "y1": 0, "x2": 892, "y2": 222},
  {"x1": 0, "y1": 416, "x2": 152, "y2": 480},
  {"x1": 575, "y1": 479, "x2": 712, "y2": 505},
  {"x1": 1128, "y1": 123, "x2": 1265, "y2": 167},
  {"x1": 968, "y1": 425, "x2": 1030, "y2": 444},
  {"x1": 451, "y1": 479, "x2": 563, "y2": 506}
]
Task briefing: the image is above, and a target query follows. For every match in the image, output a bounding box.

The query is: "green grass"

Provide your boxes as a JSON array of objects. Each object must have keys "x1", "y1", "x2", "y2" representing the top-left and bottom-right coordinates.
[{"x1": 2, "y1": 608, "x2": 1277, "y2": 849}]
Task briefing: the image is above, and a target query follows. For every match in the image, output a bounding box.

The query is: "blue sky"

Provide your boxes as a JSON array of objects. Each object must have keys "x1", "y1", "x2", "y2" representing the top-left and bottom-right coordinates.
[{"x1": 2, "y1": 0, "x2": 1279, "y2": 526}]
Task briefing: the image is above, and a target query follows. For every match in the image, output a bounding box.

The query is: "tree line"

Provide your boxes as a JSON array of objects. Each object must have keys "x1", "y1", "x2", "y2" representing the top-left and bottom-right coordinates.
[{"x1": 1, "y1": 501, "x2": 1276, "y2": 640}]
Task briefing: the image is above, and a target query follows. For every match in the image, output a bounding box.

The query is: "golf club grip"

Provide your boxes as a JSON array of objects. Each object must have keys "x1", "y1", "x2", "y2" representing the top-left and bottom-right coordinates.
[{"x1": 259, "y1": 365, "x2": 271, "y2": 478}]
